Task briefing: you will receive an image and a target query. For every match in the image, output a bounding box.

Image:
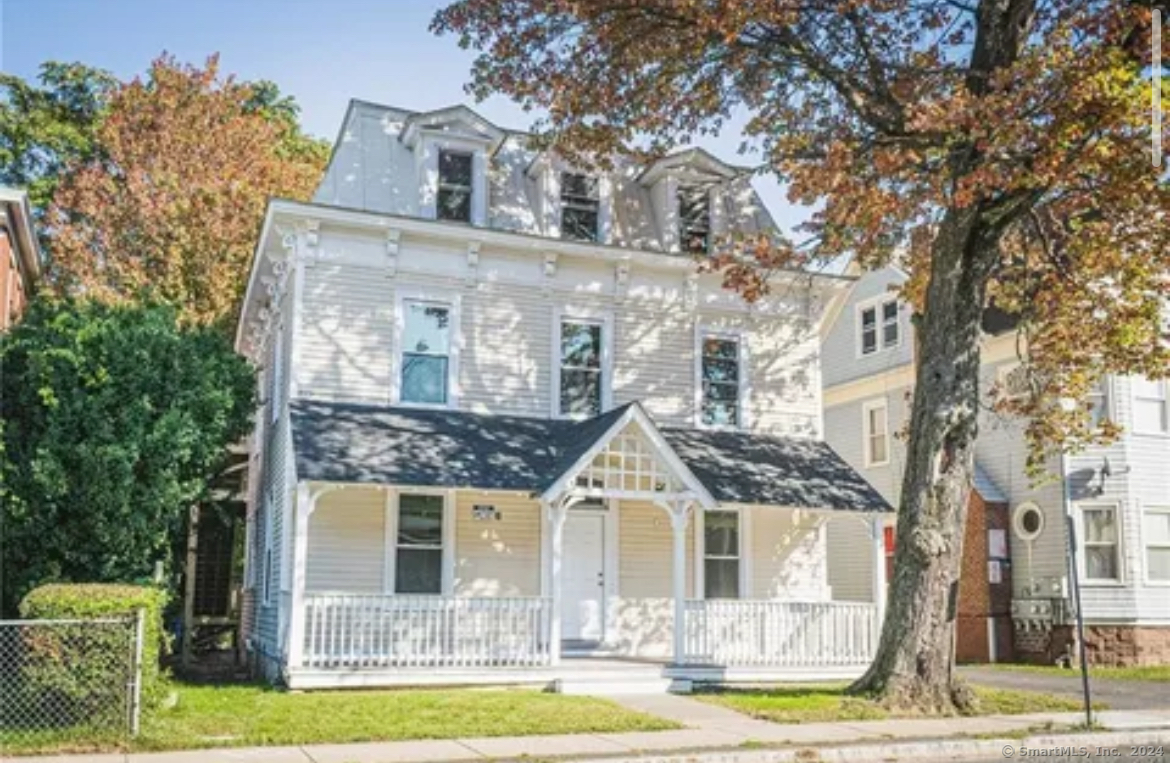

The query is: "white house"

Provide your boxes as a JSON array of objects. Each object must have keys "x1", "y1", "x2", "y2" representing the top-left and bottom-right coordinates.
[
  {"x1": 236, "y1": 101, "x2": 893, "y2": 691},
  {"x1": 822, "y1": 266, "x2": 1170, "y2": 667}
]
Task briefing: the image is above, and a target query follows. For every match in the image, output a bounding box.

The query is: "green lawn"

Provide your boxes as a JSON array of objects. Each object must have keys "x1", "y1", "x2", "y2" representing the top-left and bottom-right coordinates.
[
  {"x1": 2, "y1": 683, "x2": 679, "y2": 756},
  {"x1": 697, "y1": 684, "x2": 1091, "y2": 724},
  {"x1": 980, "y1": 663, "x2": 1170, "y2": 682}
]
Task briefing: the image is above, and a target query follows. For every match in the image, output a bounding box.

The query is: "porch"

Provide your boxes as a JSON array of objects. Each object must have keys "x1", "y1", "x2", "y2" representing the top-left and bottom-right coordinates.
[{"x1": 275, "y1": 400, "x2": 892, "y2": 690}]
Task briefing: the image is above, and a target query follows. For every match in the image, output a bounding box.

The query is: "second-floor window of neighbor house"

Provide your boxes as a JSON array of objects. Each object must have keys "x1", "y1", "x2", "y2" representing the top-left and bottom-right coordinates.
[
  {"x1": 437, "y1": 150, "x2": 473, "y2": 223},
  {"x1": 679, "y1": 186, "x2": 711, "y2": 253},
  {"x1": 704, "y1": 511, "x2": 740, "y2": 599},
  {"x1": 1088, "y1": 382, "x2": 1110, "y2": 429},
  {"x1": 1133, "y1": 377, "x2": 1168, "y2": 433},
  {"x1": 860, "y1": 299, "x2": 899, "y2": 355},
  {"x1": 401, "y1": 301, "x2": 451, "y2": 405},
  {"x1": 863, "y1": 400, "x2": 889, "y2": 467},
  {"x1": 1081, "y1": 505, "x2": 1120, "y2": 581},
  {"x1": 561, "y1": 172, "x2": 600, "y2": 241},
  {"x1": 560, "y1": 320, "x2": 603, "y2": 417},
  {"x1": 701, "y1": 335, "x2": 740, "y2": 427},
  {"x1": 396, "y1": 494, "x2": 444, "y2": 594}
]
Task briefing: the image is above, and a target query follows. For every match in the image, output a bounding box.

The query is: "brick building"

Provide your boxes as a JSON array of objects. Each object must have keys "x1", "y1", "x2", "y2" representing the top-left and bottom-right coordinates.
[{"x1": 0, "y1": 188, "x2": 41, "y2": 329}]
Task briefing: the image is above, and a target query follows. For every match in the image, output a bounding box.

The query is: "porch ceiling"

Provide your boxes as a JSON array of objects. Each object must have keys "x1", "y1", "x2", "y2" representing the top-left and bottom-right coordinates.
[{"x1": 288, "y1": 399, "x2": 890, "y2": 513}]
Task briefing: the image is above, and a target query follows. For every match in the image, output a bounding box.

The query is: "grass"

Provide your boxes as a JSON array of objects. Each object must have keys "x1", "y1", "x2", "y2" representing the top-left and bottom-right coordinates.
[
  {"x1": 697, "y1": 683, "x2": 1091, "y2": 724},
  {"x1": 979, "y1": 663, "x2": 1170, "y2": 682},
  {"x1": 1, "y1": 682, "x2": 679, "y2": 756}
]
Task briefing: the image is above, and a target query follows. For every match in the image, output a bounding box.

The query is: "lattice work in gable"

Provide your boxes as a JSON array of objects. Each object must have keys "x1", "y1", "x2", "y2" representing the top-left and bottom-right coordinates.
[{"x1": 573, "y1": 422, "x2": 685, "y2": 495}]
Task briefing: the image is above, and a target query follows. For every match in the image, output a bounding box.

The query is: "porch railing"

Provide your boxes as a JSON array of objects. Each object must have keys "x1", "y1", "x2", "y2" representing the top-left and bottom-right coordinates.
[
  {"x1": 302, "y1": 594, "x2": 552, "y2": 669},
  {"x1": 684, "y1": 599, "x2": 877, "y2": 667}
]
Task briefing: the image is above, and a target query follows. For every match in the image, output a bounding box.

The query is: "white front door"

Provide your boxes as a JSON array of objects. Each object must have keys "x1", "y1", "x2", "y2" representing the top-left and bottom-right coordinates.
[{"x1": 562, "y1": 512, "x2": 606, "y2": 643}]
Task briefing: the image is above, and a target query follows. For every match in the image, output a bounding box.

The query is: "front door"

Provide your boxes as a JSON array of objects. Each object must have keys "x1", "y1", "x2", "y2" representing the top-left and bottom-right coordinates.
[{"x1": 561, "y1": 512, "x2": 605, "y2": 643}]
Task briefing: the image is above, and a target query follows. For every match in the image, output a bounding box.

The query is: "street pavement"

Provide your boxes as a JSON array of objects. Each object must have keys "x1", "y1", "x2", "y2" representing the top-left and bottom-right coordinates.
[{"x1": 959, "y1": 666, "x2": 1170, "y2": 711}]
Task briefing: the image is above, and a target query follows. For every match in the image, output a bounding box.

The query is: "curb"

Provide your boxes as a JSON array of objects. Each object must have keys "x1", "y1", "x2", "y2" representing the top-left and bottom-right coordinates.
[{"x1": 564, "y1": 728, "x2": 1170, "y2": 763}]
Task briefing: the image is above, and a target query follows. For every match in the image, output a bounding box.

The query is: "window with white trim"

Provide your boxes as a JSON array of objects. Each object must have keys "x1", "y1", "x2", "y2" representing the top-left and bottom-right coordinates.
[
  {"x1": 1144, "y1": 507, "x2": 1170, "y2": 582},
  {"x1": 559, "y1": 319, "x2": 604, "y2": 417},
  {"x1": 400, "y1": 300, "x2": 452, "y2": 406},
  {"x1": 1080, "y1": 505, "x2": 1120, "y2": 582},
  {"x1": 679, "y1": 186, "x2": 711, "y2": 254},
  {"x1": 437, "y1": 150, "x2": 473, "y2": 223},
  {"x1": 561, "y1": 172, "x2": 600, "y2": 242},
  {"x1": 859, "y1": 298, "x2": 900, "y2": 356},
  {"x1": 863, "y1": 399, "x2": 890, "y2": 467},
  {"x1": 1087, "y1": 382, "x2": 1110, "y2": 429},
  {"x1": 395, "y1": 494, "x2": 445, "y2": 594},
  {"x1": 699, "y1": 334, "x2": 742, "y2": 427},
  {"x1": 704, "y1": 510, "x2": 740, "y2": 599},
  {"x1": 1133, "y1": 377, "x2": 1168, "y2": 434}
]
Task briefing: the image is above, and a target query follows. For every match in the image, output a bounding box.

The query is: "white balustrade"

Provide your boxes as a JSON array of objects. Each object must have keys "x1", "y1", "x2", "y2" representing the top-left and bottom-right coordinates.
[
  {"x1": 302, "y1": 594, "x2": 552, "y2": 669},
  {"x1": 684, "y1": 599, "x2": 877, "y2": 667}
]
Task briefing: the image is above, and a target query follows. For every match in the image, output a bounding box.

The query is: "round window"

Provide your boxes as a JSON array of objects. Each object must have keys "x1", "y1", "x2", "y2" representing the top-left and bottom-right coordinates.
[{"x1": 1013, "y1": 502, "x2": 1044, "y2": 541}]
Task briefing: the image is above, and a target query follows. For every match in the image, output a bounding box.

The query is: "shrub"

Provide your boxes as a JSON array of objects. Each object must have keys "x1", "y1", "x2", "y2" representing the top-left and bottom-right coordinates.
[{"x1": 19, "y1": 584, "x2": 170, "y2": 719}]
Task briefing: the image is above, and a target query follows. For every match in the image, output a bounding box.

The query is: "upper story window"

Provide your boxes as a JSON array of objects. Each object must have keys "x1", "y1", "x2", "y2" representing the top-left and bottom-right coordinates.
[
  {"x1": 704, "y1": 510, "x2": 741, "y2": 599},
  {"x1": 1087, "y1": 381, "x2": 1110, "y2": 429},
  {"x1": 395, "y1": 493, "x2": 445, "y2": 594},
  {"x1": 699, "y1": 333, "x2": 743, "y2": 428},
  {"x1": 1133, "y1": 377, "x2": 1168, "y2": 434},
  {"x1": 863, "y1": 399, "x2": 890, "y2": 468},
  {"x1": 679, "y1": 186, "x2": 711, "y2": 254},
  {"x1": 859, "y1": 298, "x2": 900, "y2": 356},
  {"x1": 561, "y1": 173, "x2": 600, "y2": 242},
  {"x1": 558, "y1": 318, "x2": 605, "y2": 417},
  {"x1": 437, "y1": 150, "x2": 474, "y2": 223},
  {"x1": 401, "y1": 300, "x2": 452, "y2": 406}
]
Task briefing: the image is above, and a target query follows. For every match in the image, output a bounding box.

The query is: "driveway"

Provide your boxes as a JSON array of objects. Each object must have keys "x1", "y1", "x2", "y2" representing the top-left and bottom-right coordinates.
[{"x1": 960, "y1": 665, "x2": 1170, "y2": 710}]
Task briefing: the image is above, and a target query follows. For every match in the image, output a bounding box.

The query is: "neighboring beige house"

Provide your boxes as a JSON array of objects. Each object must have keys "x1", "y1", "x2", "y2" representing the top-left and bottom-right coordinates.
[
  {"x1": 822, "y1": 265, "x2": 1170, "y2": 667},
  {"x1": 0, "y1": 188, "x2": 41, "y2": 329},
  {"x1": 237, "y1": 101, "x2": 892, "y2": 692}
]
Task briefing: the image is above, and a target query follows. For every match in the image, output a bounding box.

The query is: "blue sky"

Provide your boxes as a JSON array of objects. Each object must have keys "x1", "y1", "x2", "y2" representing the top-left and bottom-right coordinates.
[{"x1": 1, "y1": 0, "x2": 809, "y2": 234}]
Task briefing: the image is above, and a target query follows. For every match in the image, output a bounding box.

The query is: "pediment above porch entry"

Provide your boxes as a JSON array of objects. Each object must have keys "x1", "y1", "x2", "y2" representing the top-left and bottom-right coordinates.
[{"x1": 538, "y1": 402, "x2": 717, "y2": 510}]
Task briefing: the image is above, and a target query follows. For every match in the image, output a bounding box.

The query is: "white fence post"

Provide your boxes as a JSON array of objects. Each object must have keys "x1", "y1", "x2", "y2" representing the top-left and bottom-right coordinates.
[{"x1": 130, "y1": 608, "x2": 145, "y2": 737}]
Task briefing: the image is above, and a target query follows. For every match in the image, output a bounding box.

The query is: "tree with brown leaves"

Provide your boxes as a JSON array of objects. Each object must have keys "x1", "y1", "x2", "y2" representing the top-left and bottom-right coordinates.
[
  {"x1": 47, "y1": 55, "x2": 326, "y2": 326},
  {"x1": 433, "y1": 0, "x2": 1169, "y2": 712}
]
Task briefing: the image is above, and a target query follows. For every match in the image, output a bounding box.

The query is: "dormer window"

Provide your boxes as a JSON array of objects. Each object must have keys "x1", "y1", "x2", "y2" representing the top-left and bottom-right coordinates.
[
  {"x1": 858, "y1": 297, "x2": 900, "y2": 356},
  {"x1": 437, "y1": 150, "x2": 474, "y2": 223},
  {"x1": 679, "y1": 186, "x2": 711, "y2": 254},
  {"x1": 560, "y1": 173, "x2": 600, "y2": 242}
]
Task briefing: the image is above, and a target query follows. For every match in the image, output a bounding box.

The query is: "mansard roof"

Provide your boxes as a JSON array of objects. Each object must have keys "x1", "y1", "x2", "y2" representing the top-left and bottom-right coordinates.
[{"x1": 288, "y1": 399, "x2": 891, "y2": 513}]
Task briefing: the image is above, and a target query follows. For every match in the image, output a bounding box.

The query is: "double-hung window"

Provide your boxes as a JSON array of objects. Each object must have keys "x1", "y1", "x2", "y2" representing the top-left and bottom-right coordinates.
[
  {"x1": 704, "y1": 511, "x2": 740, "y2": 599},
  {"x1": 863, "y1": 399, "x2": 890, "y2": 467},
  {"x1": 395, "y1": 494, "x2": 445, "y2": 594},
  {"x1": 679, "y1": 186, "x2": 711, "y2": 254},
  {"x1": 859, "y1": 299, "x2": 899, "y2": 355},
  {"x1": 437, "y1": 150, "x2": 473, "y2": 223},
  {"x1": 559, "y1": 319, "x2": 604, "y2": 417},
  {"x1": 1087, "y1": 382, "x2": 1110, "y2": 429},
  {"x1": 561, "y1": 173, "x2": 600, "y2": 241},
  {"x1": 700, "y1": 334, "x2": 741, "y2": 427},
  {"x1": 1081, "y1": 505, "x2": 1121, "y2": 582},
  {"x1": 400, "y1": 300, "x2": 452, "y2": 405},
  {"x1": 1133, "y1": 377, "x2": 1168, "y2": 434},
  {"x1": 1145, "y1": 507, "x2": 1170, "y2": 582}
]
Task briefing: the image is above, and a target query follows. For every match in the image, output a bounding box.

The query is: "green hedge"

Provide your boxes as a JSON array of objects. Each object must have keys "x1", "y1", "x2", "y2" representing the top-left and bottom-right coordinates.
[{"x1": 19, "y1": 584, "x2": 170, "y2": 716}]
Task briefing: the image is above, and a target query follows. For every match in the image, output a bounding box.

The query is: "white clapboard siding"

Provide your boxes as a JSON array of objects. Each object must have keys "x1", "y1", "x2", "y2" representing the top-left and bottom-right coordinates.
[
  {"x1": 750, "y1": 508, "x2": 830, "y2": 600},
  {"x1": 454, "y1": 493, "x2": 542, "y2": 597},
  {"x1": 825, "y1": 514, "x2": 875, "y2": 602},
  {"x1": 619, "y1": 501, "x2": 695, "y2": 598},
  {"x1": 306, "y1": 488, "x2": 386, "y2": 594}
]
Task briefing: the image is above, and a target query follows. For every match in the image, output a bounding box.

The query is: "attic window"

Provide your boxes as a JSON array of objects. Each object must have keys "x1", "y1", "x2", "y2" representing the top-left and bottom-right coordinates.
[
  {"x1": 679, "y1": 186, "x2": 711, "y2": 254},
  {"x1": 437, "y1": 150, "x2": 473, "y2": 223},
  {"x1": 561, "y1": 173, "x2": 600, "y2": 242}
]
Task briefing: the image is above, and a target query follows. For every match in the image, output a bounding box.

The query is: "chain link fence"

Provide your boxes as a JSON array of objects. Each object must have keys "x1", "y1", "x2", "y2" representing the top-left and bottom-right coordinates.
[{"x1": 0, "y1": 615, "x2": 144, "y2": 752}]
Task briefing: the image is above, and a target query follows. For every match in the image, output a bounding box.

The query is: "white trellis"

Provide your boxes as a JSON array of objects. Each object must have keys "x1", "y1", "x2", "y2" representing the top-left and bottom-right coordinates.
[{"x1": 572, "y1": 423, "x2": 687, "y2": 497}]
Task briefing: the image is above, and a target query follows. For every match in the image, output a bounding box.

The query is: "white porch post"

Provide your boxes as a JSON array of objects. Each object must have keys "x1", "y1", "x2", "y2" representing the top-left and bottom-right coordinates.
[
  {"x1": 870, "y1": 515, "x2": 888, "y2": 641},
  {"x1": 287, "y1": 483, "x2": 312, "y2": 668},
  {"x1": 545, "y1": 498, "x2": 569, "y2": 666},
  {"x1": 658, "y1": 498, "x2": 692, "y2": 666}
]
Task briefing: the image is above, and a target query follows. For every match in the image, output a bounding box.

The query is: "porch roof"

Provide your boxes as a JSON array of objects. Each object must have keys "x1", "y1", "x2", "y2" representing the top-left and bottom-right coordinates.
[{"x1": 289, "y1": 400, "x2": 891, "y2": 513}]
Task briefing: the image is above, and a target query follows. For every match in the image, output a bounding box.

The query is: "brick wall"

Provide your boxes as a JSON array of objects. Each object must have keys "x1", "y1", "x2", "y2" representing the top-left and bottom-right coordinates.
[
  {"x1": 0, "y1": 228, "x2": 29, "y2": 330},
  {"x1": 955, "y1": 491, "x2": 1014, "y2": 662},
  {"x1": 1083, "y1": 626, "x2": 1170, "y2": 667}
]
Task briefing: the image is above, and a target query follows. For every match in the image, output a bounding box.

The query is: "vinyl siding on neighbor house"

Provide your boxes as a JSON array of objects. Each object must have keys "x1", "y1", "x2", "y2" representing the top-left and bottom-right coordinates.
[{"x1": 820, "y1": 266, "x2": 913, "y2": 389}]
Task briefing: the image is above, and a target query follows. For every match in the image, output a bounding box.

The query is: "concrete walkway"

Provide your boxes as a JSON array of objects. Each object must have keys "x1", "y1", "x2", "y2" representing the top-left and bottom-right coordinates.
[
  {"x1": 21, "y1": 700, "x2": 1170, "y2": 763},
  {"x1": 959, "y1": 665, "x2": 1170, "y2": 710}
]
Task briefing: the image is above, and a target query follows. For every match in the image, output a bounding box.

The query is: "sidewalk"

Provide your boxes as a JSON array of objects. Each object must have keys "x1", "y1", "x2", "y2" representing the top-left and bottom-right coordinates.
[{"x1": 15, "y1": 701, "x2": 1170, "y2": 763}]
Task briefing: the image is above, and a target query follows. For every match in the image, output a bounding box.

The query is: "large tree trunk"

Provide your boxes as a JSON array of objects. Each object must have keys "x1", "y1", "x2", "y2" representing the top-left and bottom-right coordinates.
[{"x1": 848, "y1": 207, "x2": 1000, "y2": 712}]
